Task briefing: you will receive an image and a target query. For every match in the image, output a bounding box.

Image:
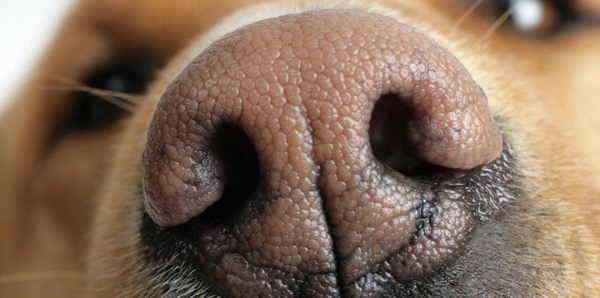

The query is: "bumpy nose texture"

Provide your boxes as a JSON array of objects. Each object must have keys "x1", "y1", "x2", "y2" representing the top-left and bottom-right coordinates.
[{"x1": 142, "y1": 9, "x2": 503, "y2": 297}]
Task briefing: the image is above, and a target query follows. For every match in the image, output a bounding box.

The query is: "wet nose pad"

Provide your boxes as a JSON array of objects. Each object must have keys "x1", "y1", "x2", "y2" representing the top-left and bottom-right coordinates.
[{"x1": 142, "y1": 9, "x2": 504, "y2": 297}]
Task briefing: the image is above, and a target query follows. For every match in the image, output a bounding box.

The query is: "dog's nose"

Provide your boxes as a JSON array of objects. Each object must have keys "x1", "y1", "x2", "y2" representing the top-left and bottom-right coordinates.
[{"x1": 142, "y1": 9, "x2": 502, "y2": 297}]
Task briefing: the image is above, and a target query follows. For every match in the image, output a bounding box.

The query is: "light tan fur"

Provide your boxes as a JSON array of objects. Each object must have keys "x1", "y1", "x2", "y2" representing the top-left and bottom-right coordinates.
[{"x1": 1, "y1": 0, "x2": 600, "y2": 297}]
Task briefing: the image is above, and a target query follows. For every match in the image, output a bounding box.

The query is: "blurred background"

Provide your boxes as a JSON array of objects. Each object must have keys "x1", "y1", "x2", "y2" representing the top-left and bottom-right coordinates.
[{"x1": 0, "y1": 0, "x2": 74, "y2": 113}]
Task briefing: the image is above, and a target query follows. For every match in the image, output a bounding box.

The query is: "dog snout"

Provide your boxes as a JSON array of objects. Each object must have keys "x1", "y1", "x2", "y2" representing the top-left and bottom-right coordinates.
[{"x1": 141, "y1": 9, "x2": 505, "y2": 297}]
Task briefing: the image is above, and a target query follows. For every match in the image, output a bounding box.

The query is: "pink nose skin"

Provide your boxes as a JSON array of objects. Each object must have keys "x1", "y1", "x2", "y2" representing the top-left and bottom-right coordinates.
[{"x1": 142, "y1": 9, "x2": 503, "y2": 297}]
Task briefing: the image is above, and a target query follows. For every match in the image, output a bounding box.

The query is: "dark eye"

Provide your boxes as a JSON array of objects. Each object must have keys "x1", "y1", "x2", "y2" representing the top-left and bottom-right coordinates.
[
  {"x1": 495, "y1": 0, "x2": 577, "y2": 35},
  {"x1": 59, "y1": 60, "x2": 156, "y2": 135}
]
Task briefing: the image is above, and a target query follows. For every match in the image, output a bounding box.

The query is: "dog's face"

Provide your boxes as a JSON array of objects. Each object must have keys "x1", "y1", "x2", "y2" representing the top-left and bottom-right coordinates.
[{"x1": 1, "y1": 0, "x2": 600, "y2": 297}]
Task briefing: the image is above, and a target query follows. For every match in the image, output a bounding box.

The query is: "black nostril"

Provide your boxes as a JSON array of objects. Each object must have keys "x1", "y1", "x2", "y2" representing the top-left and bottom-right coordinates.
[
  {"x1": 370, "y1": 94, "x2": 449, "y2": 180},
  {"x1": 197, "y1": 123, "x2": 260, "y2": 227}
]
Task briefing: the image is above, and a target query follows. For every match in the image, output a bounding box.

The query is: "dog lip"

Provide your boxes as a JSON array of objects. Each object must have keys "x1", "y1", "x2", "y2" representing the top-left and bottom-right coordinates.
[{"x1": 140, "y1": 140, "x2": 519, "y2": 297}]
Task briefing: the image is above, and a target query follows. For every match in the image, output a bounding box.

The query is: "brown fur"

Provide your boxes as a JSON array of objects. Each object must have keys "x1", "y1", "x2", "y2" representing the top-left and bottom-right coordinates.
[{"x1": 1, "y1": 0, "x2": 599, "y2": 297}]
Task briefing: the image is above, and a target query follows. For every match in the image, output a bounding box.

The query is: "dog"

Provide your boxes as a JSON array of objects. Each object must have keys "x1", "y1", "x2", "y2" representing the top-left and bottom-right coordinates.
[{"x1": 1, "y1": 0, "x2": 600, "y2": 297}]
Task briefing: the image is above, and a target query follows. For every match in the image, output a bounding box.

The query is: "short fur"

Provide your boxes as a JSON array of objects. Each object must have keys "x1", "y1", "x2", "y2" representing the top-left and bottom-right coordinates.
[{"x1": 1, "y1": 0, "x2": 599, "y2": 297}]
